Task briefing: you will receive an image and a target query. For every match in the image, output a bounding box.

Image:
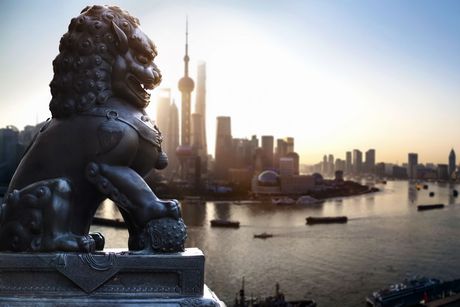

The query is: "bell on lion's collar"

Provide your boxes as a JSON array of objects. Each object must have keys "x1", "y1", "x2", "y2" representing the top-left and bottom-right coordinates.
[{"x1": 155, "y1": 151, "x2": 168, "y2": 170}]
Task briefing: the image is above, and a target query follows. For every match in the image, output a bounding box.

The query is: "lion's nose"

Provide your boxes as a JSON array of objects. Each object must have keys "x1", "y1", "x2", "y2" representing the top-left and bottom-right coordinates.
[{"x1": 152, "y1": 65, "x2": 162, "y2": 86}]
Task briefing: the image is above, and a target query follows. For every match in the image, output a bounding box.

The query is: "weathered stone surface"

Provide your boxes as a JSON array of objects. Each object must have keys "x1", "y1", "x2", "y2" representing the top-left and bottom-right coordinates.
[{"x1": 0, "y1": 248, "x2": 223, "y2": 306}]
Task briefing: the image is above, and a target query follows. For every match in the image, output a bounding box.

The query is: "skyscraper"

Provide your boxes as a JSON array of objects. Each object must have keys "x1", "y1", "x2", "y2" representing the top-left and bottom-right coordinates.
[
  {"x1": 191, "y1": 113, "x2": 203, "y2": 151},
  {"x1": 279, "y1": 157, "x2": 295, "y2": 177},
  {"x1": 286, "y1": 152, "x2": 300, "y2": 175},
  {"x1": 168, "y1": 101, "x2": 180, "y2": 172},
  {"x1": 195, "y1": 62, "x2": 207, "y2": 158},
  {"x1": 408, "y1": 153, "x2": 418, "y2": 179},
  {"x1": 276, "y1": 138, "x2": 288, "y2": 158},
  {"x1": 178, "y1": 19, "x2": 194, "y2": 146},
  {"x1": 250, "y1": 135, "x2": 259, "y2": 162},
  {"x1": 353, "y1": 149, "x2": 363, "y2": 174},
  {"x1": 346, "y1": 151, "x2": 352, "y2": 174},
  {"x1": 328, "y1": 154, "x2": 334, "y2": 176},
  {"x1": 323, "y1": 155, "x2": 328, "y2": 175},
  {"x1": 449, "y1": 148, "x2": 456, "y2": 177},
  {"x1": 285, "y1": 137, "x2": 294, "y2": 154},
  {"x1": 156, "y1": 88, "x2": 171, "y2": 160},
  {"x1": 335, "y1": 159, "x2": 346, "y2": 172},
  {"x1": 365, "y1": 149, "x2": 376, "y2": 174},
  {"x1": 232, "y1": 138, "x2": 251, "y2": 168},
  {"x1": 214, "y1": 116, "x2": 232, "y2": 179},
  {"x1": 261, "y1": 136, "x2": 274, "y2": 169},
  {"x1": 438, "y1": 164, "x2": 449, "y2": 180}
]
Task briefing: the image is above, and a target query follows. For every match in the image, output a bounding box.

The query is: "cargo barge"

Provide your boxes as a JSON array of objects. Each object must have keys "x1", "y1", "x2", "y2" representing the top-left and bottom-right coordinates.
[
  {"x1": 210, "y1": 219, "x2": 240, "y2": 228},
  {"x1": 306, "y1": 216, "x2": 348, "y2": 225},
  {"x1": 417, "y1": 204, "x2": 445, "y2": 211}
]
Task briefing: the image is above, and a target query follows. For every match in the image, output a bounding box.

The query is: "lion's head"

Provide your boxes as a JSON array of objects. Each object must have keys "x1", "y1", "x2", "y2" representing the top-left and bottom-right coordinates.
[{"x1": 49, "y1": 5, "x2": 162, "y2": 118}]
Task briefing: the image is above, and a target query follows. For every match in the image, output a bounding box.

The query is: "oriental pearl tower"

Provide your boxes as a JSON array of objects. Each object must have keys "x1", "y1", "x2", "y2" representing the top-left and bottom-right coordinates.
[
  {"x1": 176, "y1": 18, "x2": 196, "y2": 181},
  {"x1": 178, "y1": 18, "x2": 195, "y2": 146}
]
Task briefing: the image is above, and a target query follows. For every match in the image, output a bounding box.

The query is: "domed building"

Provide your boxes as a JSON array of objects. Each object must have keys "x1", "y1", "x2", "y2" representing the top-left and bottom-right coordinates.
[
  {"x1": 257, "y1": 170, "x2": 280, "y2": 186},
  {"x1": 252, "y1": 170, "x2": 281, "y2": 196}
]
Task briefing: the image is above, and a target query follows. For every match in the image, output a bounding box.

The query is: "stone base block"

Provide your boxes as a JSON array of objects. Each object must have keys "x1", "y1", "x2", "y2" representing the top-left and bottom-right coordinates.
[{"x1": 0, "y1": 248, "x2": 224, "y2": 306}]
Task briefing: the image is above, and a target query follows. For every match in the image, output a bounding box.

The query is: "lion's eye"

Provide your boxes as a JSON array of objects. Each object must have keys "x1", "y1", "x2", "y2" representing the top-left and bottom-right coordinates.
[{"x1": 136, "y1": 55, "x2": 149, "y2": 65}]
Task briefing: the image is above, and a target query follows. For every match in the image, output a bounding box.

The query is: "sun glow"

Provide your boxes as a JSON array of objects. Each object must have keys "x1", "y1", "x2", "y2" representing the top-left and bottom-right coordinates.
[{"x1": 1, "y1": 1, "x2": 459, "y2": 165}]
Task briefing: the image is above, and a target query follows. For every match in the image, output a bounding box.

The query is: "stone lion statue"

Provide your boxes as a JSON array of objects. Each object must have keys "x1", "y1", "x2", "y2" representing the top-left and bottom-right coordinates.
[{"x1": 0, "y1": 5, "x2": 186, "y2": 253}]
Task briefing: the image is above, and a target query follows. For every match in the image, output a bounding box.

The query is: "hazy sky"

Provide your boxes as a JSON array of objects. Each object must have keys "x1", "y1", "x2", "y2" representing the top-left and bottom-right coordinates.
[{"x1": 0, "y1": 0, "x2": 459, "y2": 164}]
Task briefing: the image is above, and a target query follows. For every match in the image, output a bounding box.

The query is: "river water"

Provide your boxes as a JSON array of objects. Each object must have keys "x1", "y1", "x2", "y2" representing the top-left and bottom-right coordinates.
[{"x1": 91, "y1": 180, "x2": 460, "y2": 307}]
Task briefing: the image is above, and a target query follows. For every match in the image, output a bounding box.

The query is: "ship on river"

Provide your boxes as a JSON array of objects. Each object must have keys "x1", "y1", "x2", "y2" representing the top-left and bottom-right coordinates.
[
  {"x1": 366, "y1": 276, "x2": 460, "y2": 307},
  {"x1": 234, "y1": 278, "x2": 316, "y2": 307},
  {"x1": 210, "y1": 219, "x2": 240, "y2": 228}
]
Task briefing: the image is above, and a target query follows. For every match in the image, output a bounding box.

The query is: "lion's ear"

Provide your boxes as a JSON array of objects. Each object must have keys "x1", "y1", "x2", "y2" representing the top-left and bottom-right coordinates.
[{"x1": 112, "y1": 21, "x2": 128, "y2": 54}]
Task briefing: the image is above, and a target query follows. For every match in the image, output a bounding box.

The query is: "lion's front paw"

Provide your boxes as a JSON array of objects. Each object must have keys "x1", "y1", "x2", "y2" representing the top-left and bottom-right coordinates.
[
  {"x1": 166, "y1": 199, "x2": 181, "y2": 219},
  {"x1": 142, "y1": 218, "x2": 187, "y2": 253},
  {"x1": 77, "y1": 235, "x2": 96, "y2": 253}
]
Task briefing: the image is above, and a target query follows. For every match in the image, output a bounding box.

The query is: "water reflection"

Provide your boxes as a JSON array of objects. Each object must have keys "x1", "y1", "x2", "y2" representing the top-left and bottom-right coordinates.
[
  {"x1": 213, "y1": 202, "x2": 231, "y2": 221},
  {"x1": 408, "y1": 184, "x2": 417, "y2": 204},
  {"x1": 181, "y1": 201, "x2": 207, "y2": 227},
  {"x1": 93, "y1": 181, "x2": 460, "y2": 306}
]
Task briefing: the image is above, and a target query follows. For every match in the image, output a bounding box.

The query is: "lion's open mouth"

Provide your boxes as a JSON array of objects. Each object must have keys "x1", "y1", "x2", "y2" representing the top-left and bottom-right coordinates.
[{"x1": 128, "y1": 75, "x2": 152, "y2": 102}]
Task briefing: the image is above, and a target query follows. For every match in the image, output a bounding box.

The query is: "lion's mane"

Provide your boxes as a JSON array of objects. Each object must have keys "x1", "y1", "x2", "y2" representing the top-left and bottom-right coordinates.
[{"x1": 49, "y1": 5, "x2": 143, "y2": 118}]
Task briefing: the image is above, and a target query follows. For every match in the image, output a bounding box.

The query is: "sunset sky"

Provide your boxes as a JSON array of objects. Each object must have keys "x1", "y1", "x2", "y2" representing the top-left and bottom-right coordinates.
[{"x1": 0, "y1": 0, "x2": 459, "y2": 164}]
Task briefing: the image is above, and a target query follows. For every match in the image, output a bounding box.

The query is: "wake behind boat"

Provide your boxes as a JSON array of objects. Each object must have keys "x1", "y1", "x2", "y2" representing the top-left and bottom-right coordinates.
[{"x1": 253, "y1": 232, "x2": 273, "y2": 239}]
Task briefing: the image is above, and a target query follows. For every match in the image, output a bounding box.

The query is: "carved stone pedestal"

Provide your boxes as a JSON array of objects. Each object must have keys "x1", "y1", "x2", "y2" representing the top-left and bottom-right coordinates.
[{"x1": 0, "y1": 248, "x2": 223, "y2": 306}]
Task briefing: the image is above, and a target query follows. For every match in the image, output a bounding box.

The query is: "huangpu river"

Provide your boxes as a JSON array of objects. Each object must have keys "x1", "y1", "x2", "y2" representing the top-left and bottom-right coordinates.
[{"x1": 91, "y1": 181, "x2": 460, "y2": 307}]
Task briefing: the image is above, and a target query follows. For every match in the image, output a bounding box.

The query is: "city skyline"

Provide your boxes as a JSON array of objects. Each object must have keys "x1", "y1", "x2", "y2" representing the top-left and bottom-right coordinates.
[{"x1": 1, "y1": 1, "x2": 460, "y2": 164}]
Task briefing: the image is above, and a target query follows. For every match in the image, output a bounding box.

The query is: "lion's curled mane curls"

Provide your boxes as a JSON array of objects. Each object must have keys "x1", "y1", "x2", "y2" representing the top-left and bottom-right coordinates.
[{"x1": 50, "y1": 5, "x2": 155, "y2": 117}]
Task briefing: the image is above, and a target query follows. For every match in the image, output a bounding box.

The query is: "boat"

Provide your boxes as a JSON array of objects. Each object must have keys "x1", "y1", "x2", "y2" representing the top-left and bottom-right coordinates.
[
  {"x1": 253, "y1": 232, "x2": 273, "y2": 239},
  {"x1": 296, "y1": 195, "x2": 320, "y2": 205},
  {"x1": 271, "y1": 197, "x2": 295, "y2": 205},
  {"x1": 366, "y1": 276, "x2": 442, "y2": 307},
  {"x1": 234, "y1": 278, "x2": 316, "y2": 307},
  {"x1": 417, "y1": 204, "x2": 444, "y2": 211},
  {"x1": 210, "y1": 219, "x2": 240, "y2": 228},
  {"x1": 306, "y1": 216, "x2": 348, "y2": 225}
]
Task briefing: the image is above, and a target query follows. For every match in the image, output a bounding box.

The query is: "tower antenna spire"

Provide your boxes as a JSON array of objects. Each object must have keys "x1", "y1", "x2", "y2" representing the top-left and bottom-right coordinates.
[{"x1": 184, "y1": 15, "x2": 190, "y2": 76}]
